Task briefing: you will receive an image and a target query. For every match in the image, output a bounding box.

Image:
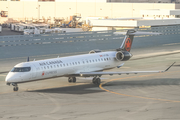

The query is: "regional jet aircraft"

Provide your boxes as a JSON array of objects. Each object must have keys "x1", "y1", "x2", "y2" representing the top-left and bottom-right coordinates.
[{"x1": 5, "y1": 30, "x2": 175, "y2": 91}]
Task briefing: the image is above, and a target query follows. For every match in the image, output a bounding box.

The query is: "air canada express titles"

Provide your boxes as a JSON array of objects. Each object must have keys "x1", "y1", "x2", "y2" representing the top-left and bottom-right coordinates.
[{"x1": 39, "y1": 60, "x2": 63, "y2": 66}]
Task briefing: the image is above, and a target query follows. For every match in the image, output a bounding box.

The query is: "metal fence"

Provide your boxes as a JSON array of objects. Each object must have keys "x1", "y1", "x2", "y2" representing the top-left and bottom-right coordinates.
[
  {"x1": 0, "y1": 25, "x2": 180, "y2": 59},
  {"x1": 0, "y1": 25, "x2": 180, "y2": 48}
]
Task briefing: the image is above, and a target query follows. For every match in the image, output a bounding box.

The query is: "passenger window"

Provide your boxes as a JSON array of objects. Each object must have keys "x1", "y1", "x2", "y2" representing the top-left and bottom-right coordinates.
[
  {"x1": 83, "y1": 61, "x2": 85, "y2": 64},
  {"x1": 89, "y1": 60, "x2": 91, "y2": 63},
  {"x1": 98, "y1": 59, "x2": 100, "y2": 61},
  {"x1": 75, "y1": 62, "x2": 77, "y2": 65},
  {"x1": 67, "y1": 63, "x2": 68, "y2": 66},
  {"x1": 54, "y1": 65, "x2": 56, "y2": 68},
  {"x1": 96, "y1": 59, "x2": 97, "y2": 62},
  {"x1": 57, "y1": 65, "x2": 59, "y2": 67},
  {"x1": 51, "y1": 66, "x2": 53, "y2": 68},
  {"x1": 104, "y1": 58, "x2": 106, "y2": 61},
  {"x1": 86, "y1": 61, "x2": 88, "y2": 63},
  {"x1": 60, "y1": 64, "x2": 62, "y2": 67},
  {"x1": 72, "y1": 62, "x2": 74, "y2": 65},
  {"x1": 44, "y1": 66, "x2": 46, "y2": 69},
  {"x1": 63, "y1": 64, "x2": 65, "y2": 66},
  {"x1": 78, "y1": 62, "x2": 80, "y2": 64},
  {"x1": 92, "y1": 60, "x2": 94, "y2": 62},
  {"x1": 107, "y1": 58, "x2": 108, "y2": 60},
  {"x1": 47, "y1": 66, "x2": 49, "y2": 69},
  {"x1": 101, "y1": 58, "x2": 103, "y2": 61}
]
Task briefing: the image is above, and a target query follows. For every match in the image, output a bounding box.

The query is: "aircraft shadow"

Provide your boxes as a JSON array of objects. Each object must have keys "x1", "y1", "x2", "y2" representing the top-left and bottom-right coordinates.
[
  {"x1": 102, "y1": 78, "x2": 180, "y2": 88},
  {"x1": 28, "y1": 78, "x2": 180, "y2": 94},
  {"x1": 28, "y1": 83, "x2": 105, "y2": 95}
]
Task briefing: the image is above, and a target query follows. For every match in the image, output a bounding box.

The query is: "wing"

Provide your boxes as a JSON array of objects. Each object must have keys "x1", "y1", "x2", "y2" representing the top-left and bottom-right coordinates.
[{"x1": 79, "y1": 62, "x2": 175, "y2": 77}]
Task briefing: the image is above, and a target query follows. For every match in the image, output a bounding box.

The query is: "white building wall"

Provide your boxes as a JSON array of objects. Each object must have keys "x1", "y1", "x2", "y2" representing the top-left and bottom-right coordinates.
[
  {"x1": 0, "y1": 1, "x2": 178, "y2": 23},
  {"x1": 23, "y1": 2, "x2": 38, "y2": 18}
]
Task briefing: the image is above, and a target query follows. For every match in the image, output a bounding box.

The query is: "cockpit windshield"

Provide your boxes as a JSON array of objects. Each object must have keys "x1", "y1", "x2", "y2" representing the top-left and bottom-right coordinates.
[{"x1": 11, "y1": 67, "x2": 31, "y2": 72}]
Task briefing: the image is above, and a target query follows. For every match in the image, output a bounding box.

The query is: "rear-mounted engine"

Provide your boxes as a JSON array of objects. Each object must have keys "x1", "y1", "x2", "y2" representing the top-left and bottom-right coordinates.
[{"x1": 116, "y1": 51, "x2": 132, "y2": 61}]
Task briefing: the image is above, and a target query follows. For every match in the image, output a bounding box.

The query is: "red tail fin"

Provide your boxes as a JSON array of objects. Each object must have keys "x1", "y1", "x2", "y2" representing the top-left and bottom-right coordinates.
[{"x1": 124, "y1": 37, "x2": 132, "y2": 52}]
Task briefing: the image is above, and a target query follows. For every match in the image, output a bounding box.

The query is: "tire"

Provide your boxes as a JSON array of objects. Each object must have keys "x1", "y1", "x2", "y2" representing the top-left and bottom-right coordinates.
[
  {"x1": 13, "y1": 87, "x2": 18, "y2": 91},
  {"x1": 72, "y1": 77, "x2": 76, "y2": 83},
  {"x1": 96, "y1": 78, "x2": 101, "y2": 85},
  {"x1": 13, "y1": 87, "x2": 16, "y2": 91},
  {"x1": 92, "y1": 78, "x2": 96, "y2": 84},
  {"x1": 68, "y1": 78, "x2": 72, "y2": 83}
]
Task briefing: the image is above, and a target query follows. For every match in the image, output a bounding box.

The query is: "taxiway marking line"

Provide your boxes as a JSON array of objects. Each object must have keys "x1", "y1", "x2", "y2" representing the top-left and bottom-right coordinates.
[{"x1": 99, "y1": 71, "x2": 180, "y2": 103}]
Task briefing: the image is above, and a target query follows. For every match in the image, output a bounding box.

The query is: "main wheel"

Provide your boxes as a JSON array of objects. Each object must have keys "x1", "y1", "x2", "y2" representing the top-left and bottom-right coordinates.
[
  {"x1": 96, "y1": 78, "x2": 101, "y2": 85},
  {"x1": 92, "y1": 77, "x2": 96, "y2": 84},
  {"x1": 72, "y1": 77, "x2": 76, "y2": 83},
  {"x1": 68, "y1": 77, "x2": 72, "y2": 83}
]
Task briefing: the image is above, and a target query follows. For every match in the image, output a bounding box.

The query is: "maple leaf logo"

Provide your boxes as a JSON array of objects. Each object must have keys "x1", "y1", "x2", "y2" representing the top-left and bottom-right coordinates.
[
  {"x1": 42, "y1": 72, "x2": 45, "y2": 76},
  {"x1": 125, "y1": 38, "x2": 131, "y2": 52}
]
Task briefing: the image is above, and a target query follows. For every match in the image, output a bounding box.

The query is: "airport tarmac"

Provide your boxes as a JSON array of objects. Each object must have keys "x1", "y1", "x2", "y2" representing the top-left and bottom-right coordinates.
[
  {"x1": 0, "y1": 28, "x2": 23, "y2": 36},
  {"x1": 0, "y1": 49, "x2": 180, "y2": 120}
]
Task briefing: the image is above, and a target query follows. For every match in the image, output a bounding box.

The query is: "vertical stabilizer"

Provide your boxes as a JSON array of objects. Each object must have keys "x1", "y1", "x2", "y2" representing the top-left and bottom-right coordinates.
[
  {"x1": 115, "y1": 30, "x2": 161, "y2": 52},
  {"x1": 119, "y1": 30, "x2": 135, "y2": 52}
]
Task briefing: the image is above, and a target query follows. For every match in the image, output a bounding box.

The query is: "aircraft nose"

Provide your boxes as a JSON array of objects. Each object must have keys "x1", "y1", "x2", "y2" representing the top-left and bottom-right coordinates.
[
  {"x1": 5, "y1": 72, "x2": 16, "y2": 84},
  {"x1": 5, "y1": 73, "x2": 11, "y2": 83}
]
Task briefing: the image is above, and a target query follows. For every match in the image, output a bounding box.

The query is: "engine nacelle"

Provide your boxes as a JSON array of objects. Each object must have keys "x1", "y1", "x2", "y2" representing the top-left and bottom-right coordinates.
[
  {"x1": 116, "y1": 51, "x2": 132, "y2": 61},
  {"x1": 89, "y1": 49, "x2": 102, "y2": 54}
]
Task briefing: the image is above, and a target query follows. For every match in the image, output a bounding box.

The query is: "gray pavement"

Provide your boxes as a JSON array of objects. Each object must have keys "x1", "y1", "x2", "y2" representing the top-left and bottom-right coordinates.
[
  {"x1": 0, "y1": 28, "x2": 23, "y2": 36},
  {"x1": 0, "y1": 48, "x2": 180, "y2": 120},
  {"x1": 0, "y1": 29, "x2": 180, "y2": 120}
]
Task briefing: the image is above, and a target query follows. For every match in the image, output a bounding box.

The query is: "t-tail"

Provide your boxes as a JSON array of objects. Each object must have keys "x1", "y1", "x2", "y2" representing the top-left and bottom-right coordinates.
[
  {"x1": 114, "y1": 30, "x2": 161, "y2": 62},
  {"x1": 120, "y1": 30, "x2": 135, "y2": 52},
  {"x1": 115, "y1": 30, "x2": 161, "y2": 52}
]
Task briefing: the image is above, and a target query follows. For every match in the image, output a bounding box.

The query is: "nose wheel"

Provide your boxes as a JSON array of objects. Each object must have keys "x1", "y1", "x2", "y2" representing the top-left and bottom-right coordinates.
[
  {"x1": 92, "y1": 77, "x2": 101, "y2": 85},
  {"x1": 13, "y1": 86, "x2": 19, "y2": 91},
  {"x1": 12, "y1": 83, "x2": 18, "y2": 91}
]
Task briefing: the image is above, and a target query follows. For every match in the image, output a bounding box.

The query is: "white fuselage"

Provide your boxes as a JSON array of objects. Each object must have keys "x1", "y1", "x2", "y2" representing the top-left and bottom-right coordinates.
[{"x1": 5, "y1": 51, "x2": 123, "y2": 84}]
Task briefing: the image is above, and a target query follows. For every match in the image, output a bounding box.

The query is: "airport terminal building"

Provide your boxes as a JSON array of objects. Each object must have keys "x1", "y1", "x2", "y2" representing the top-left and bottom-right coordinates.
[{"x1": 1, "y1": 0, "x2": 180, "y2": 23}]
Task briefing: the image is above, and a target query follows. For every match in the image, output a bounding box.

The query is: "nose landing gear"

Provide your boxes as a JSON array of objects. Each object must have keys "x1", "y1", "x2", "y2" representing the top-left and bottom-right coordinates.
[{"x1": 12, "y1": 83, "x2": 18, "y2": 91}]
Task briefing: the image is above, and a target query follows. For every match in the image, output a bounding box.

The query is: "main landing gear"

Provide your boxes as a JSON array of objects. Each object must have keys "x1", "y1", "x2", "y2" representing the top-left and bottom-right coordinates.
[
  {"x1": 68, "y1": 77, "x2": 76, "y2": 83},
  {"x1": 12, "y1": 83, "x2": 18, "y2": 91},
  {"x1": 92, "y1": 77, "x2": 101, "y2": 85},
  {"x1": 68, "y1": 76, "x2": 101, "y2": 85}
]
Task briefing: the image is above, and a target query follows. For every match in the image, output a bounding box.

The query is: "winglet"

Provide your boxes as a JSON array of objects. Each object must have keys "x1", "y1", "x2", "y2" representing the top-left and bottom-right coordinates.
[{"x1": 163, "y1": 62, "x2": 176, "y2": 72}]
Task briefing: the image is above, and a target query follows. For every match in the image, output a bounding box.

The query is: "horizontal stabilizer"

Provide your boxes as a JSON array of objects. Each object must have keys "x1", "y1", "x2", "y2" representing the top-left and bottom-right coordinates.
[
  {"x1": 117, "y1": 30, "x2": 162, "y2": 52},
  {"x1": 114, "y1": 30, "x2": 162, "y2": 35}
]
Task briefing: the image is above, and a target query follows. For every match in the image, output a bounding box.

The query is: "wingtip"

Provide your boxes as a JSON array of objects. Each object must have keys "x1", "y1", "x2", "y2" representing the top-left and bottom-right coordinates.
[{"x1": 165, "y1": 62, "x2": 176, "y2": 72}]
